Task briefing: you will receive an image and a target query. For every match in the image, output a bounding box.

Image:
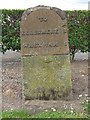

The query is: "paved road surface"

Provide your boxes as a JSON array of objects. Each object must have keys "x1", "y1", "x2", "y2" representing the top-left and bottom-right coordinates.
[{"x1": 0, "y1": 50, "x2": 88, "y2": 63}]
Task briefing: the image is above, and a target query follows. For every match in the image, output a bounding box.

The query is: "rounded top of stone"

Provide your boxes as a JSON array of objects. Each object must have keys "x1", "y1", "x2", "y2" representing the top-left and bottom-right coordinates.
[{"x1": 21, "y1": 5, "x2": 66, "y2": 20}]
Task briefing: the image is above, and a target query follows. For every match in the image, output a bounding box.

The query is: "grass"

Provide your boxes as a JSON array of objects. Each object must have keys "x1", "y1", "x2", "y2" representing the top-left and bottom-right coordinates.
[
  {"x1": 31, "y1": 111, "x2": 85, "y2": 118},
  {"x1": 1, "y1": 109, "x2": 86, "y2": 119},
  {"x1": 2, "y1": 109, "x2": 30, "y2": 118},
  {"x1": 1, "y1": 101, "x2": 90, "y2": 119}
]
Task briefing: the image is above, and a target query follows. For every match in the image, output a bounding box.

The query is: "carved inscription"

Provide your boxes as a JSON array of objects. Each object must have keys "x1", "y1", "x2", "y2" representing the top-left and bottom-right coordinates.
[
  {"x1": 23, "y1": 41, "x2": 59, "y2": 48},
  {"x1": 21, "y1": 29, "x2": 59, "y2": 35},
  {"x1": 38, "y1": 17, "x2": 48, "y2": 22},
  {"x1": 21, "y1": 7, "x2": 69, "y2": 56}
]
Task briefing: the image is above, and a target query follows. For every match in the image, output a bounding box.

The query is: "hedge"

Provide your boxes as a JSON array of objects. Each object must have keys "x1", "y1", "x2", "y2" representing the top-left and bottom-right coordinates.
[{"x1": 1, "y1": 9, "x2": 89, "y2": 60}]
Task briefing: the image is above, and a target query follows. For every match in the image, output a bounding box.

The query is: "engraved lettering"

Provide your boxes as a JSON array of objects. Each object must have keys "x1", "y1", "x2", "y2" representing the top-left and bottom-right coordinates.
[
  {"x1": 38, "y1": 17, "x2": 48, "y2": 22},
  {"x1": 23, "y1": 41, "x2": 59, "y2": 48},
  {"x1": 21, "y1": 28, "x2": 59, "y2": 35},
  {"x1": 21, "y1": 7, "x2": 69, "y2": 56}
]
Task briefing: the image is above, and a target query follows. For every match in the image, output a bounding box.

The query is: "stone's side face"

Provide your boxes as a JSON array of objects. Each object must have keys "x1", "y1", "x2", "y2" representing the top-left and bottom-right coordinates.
[{"x1": 20, "y1": 6, "x2": 71, "y2": 100}]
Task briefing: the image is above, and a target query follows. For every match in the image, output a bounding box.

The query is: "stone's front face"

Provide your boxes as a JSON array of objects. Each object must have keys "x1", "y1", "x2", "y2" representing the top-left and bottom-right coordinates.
[
  {"x1": 20, "y1": 6, "x2": 71, "y2": 100},
  {"x1": 23, "y1": 55, "x2": 71, "y2": 100},
  {"x1": 21, "y1": 8, "x2": 69, "y2": 56}
]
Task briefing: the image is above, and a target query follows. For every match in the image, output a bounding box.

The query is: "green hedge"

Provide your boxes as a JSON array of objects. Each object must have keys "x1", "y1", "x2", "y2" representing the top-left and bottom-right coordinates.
[
  {"x1": 2, "y1": 9, "x2": 23, "y2": 53},
  {"x1": 1, "y1": 9, "x2": 89, "y2": 59},
  {"x1": 67, "y1": 10, "x2": 89, "y2": 59}
]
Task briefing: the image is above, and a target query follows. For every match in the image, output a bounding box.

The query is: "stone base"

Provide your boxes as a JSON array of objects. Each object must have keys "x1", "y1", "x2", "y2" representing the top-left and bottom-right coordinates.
[{"x1": 22, "y1": 55, "x2": 71, "y2": 100}]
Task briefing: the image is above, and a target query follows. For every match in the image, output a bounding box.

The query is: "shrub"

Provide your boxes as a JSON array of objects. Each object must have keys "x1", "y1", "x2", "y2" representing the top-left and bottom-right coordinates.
[{"x1": 1, "y1": 9, "x2": 89, "y2": 60}]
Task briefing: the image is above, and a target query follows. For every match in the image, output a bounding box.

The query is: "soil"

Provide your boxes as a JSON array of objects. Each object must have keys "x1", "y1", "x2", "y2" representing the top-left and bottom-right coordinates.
[{"x1": 1, "y1": 51, "x2": 88, "y2": 115}]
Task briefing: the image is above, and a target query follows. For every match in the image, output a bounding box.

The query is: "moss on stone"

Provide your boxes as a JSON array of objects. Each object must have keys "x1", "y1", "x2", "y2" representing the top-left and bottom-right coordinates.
[{"x1": 22, "y1": 55, "x2": 71, "y2": 100}]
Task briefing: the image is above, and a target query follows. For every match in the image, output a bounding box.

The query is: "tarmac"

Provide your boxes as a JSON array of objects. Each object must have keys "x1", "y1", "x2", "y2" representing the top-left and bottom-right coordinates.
[{"x1": 0, "y1": 50, "x2": 88, "y2": 63}]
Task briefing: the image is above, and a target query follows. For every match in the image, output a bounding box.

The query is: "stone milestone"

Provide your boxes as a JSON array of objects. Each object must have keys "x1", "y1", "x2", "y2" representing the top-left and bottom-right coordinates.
[{"x1": 20, "y1": 5, "x2": 71, "y2": 100}]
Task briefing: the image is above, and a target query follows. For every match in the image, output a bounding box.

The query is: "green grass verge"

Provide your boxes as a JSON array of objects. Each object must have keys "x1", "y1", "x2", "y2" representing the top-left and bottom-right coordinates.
[
  {"x1": 31, "y1": 111, "x2": 85, "y2": 118},
  {"x1": 1, "y1": 101, "x2": 90, "y2": 119},
  {"x1": 1, "y1": 110, "x2": 86, "y2": 119},
  {"x1": 2, "y1": 109, "x2": 30, "y2": 118}
]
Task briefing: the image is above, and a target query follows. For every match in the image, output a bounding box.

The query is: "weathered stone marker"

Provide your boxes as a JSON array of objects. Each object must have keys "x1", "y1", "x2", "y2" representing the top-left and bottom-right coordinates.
[{"x1": 20, "y1": 6, "x2": 71, "y2": 100}]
